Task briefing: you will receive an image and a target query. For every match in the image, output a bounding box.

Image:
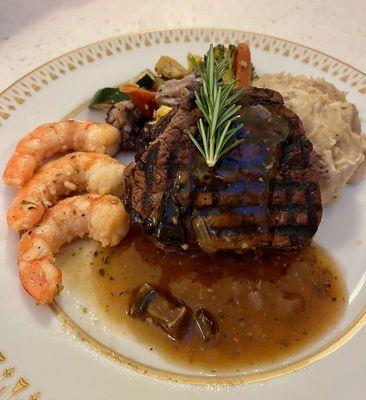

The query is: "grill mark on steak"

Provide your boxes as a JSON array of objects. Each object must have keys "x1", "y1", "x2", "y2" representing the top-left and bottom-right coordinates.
[
  {"x1": 144, "y1": 143, "x2": 160, "y2": 228},
  {"x1": 269, "y1": 129, "x2": 322, "y2": 249},
  {"x1": 124, "y1": 101, "x2": 200, "y2": 241},
  {"x1": 156, "y1": 135, "x2": 188, "y2": 243},
  {"x1": 123, "y1": 87, "x2": 322, "y2": 253},
  {"x1": 136, "y1": 108, "x2": 178, "y2": 156}
]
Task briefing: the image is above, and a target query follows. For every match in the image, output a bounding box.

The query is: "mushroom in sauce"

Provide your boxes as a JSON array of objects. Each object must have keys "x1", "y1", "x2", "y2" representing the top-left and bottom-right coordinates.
[
  {"x1": 129, "y1": 283, "x2": 191, "y2": 340},
  {"x1": 194, "y1": 307, "x2": 219, "y2": 342}
]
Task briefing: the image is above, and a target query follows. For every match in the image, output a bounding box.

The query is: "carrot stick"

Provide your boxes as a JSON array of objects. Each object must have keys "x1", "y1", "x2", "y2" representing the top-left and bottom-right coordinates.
[
  {"x1": 235, "y1": 43, "x2": 251, "y2": 89},
  {"x1": 120, "y1": 84, "x2": 156, "y2": 119}
]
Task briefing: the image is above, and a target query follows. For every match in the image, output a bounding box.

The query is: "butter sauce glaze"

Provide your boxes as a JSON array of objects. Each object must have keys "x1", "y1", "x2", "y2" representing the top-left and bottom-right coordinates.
[{"x1": 58, "y1": 228, "x2": 346, "y2": 371}]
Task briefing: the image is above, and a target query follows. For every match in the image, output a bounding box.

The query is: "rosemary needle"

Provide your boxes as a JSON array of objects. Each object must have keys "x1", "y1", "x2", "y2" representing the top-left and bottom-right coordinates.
[{"x1": 189, "y1": 44, "x2": 244, "y2": 167}]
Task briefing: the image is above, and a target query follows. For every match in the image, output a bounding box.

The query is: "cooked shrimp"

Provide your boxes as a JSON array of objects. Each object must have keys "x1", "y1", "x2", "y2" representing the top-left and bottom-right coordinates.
[
  {"x1": 7, "y1": 152, "x2": 125, "y2": 231},
  {"x1": 18, "y1": 194, "x2": 130, "y2": 304},
  {"x1": 3, "y1": 120, "x2": 121, "y2": 188}
]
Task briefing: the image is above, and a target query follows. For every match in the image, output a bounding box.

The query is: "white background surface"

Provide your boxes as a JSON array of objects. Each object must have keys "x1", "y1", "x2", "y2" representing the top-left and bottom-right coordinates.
[{"x1": 1, "y1": 0, "x2": 366, "y2": 92}]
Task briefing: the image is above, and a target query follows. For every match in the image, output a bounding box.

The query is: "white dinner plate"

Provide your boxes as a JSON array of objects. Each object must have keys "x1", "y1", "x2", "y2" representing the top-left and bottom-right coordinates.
[{"x1": 0, "y1": 28, "x2": 365, "y2": 400}]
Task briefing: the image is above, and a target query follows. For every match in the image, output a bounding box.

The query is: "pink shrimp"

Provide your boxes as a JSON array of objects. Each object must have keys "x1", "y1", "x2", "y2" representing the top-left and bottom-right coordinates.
[
  {"x1": 3, "y1": 120, "x2": 121, "y2": 188},
  {"x1": 18, "y1": 194, "x2": 129, "y2": 304},
  {"x1": 7, "y1": 152, "x2": 125, "y2": 231}
]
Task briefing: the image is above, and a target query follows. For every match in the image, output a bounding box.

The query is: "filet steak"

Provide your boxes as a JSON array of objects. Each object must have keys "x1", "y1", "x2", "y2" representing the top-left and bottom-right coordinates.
[{"x1": 123, "y1": 87, "x2": 322, "y2": 253}]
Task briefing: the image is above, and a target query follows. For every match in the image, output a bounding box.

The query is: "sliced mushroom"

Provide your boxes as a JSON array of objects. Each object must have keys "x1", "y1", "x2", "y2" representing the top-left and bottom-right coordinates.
[
  {"x1": 194, "y1": 307, "x2": 219, "y2": 342},
  {"x1": 129, "y1": 283, "x2": 191, "y2": 340}
]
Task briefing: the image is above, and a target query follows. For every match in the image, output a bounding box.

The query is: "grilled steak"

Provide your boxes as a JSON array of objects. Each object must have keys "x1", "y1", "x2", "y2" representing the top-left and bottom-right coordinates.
[
  {"x1": 123, "y1": 87, "x2": 322, "y2": 253},
  {"x1": 106, "y1": 73, "x2": 202, "y2": 153}
]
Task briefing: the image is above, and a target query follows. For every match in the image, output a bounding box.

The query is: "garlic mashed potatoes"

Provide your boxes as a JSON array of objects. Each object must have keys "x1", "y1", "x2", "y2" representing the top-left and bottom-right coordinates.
[{"x1": 255, "y1": 73, "x2": 366, "y2": 204}]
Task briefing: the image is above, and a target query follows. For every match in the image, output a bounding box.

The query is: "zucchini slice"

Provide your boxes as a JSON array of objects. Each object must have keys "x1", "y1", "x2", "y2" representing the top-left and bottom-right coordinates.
[
  {"x1": 89, "y1": 88, "x2": 130, "y2": 110},
  {"x1": 130, "y1": 69, "x2": 157, "y2": 90}
]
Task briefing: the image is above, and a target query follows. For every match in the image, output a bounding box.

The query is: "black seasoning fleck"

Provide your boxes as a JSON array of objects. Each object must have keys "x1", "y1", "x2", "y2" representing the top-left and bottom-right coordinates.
[
  {"x1": 102, "y1": 256, "x2": 111, "y2": 265},
  {"x1": 99, "y1": 268, "x2": 105, "y2": 277}
]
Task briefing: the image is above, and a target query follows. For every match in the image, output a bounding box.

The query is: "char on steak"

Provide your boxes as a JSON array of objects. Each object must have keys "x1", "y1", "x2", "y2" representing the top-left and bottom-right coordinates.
[{"x1": 123, "y1": 87, "x2": 322, "y2": 253}]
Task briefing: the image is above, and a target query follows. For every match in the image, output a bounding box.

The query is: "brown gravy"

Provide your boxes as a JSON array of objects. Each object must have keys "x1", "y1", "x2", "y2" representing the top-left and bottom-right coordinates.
[{"x1": 57, "y1": 228, "x2": 347, "y2": 371}]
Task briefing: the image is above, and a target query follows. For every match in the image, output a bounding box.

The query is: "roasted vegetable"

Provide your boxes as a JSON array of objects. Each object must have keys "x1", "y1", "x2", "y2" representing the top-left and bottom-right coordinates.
[
  {"x1": 152, "y1": 76, "x2": 165, "y2": 91},
  {"x1": 235, "y1": 42, "x2": 252, "y2": 88},
  {"x1": 130, "y1": 69, "x2": 156, "y2": 90},
  {"x1": 212, "y1": 44, "x2": 237, "y2": 83},
  {"x1": 187, "y1": 53, "x2": 202, "y2": 73},
  {"x1": 155, "y1": 56, "x2": 187, "y2": 79},
  {"x1": 251, "y1": 63, "x2": 259, "y2": 81},
  {"x1": 212, "y1": 43, "x2": 256, "y2": 86},
  {"x1": 120, "y1": 84, "x2": 157, "y2": 119},
  {"x1": 153, "y1": 105, "x2": 172, "y2": 121},
  {"x1": 89, "y1": 88, "x2": 130, "y2": 110}
]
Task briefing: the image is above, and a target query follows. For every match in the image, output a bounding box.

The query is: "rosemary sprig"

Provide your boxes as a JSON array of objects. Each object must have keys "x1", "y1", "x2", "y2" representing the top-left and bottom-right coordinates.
[{"x1": 189, "y1": 44, "x2": 244, "y2": 167}]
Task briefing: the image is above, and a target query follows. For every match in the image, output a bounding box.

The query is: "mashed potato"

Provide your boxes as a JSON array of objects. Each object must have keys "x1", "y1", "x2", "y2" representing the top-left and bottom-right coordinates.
[{"x1": 254, "y1": 73, "x2": 366, "y2": 204}]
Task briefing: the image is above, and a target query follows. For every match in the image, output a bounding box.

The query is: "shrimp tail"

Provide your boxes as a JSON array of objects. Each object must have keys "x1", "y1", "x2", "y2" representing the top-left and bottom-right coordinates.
[
  {"x1": 19, "y1": 259, "x2": 63, "y2": 304},
  {"x1": 4, "y1": 154, "x2": 37, "y2": 188},
  {"x1": 8, "y1": 201, "x2": 45, "y2": 232}
]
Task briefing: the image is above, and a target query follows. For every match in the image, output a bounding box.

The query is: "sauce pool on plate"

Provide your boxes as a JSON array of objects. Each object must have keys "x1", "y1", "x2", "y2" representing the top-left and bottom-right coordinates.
[{"x1": 57, "y1": 228, "x2": 347, "y2": 371}]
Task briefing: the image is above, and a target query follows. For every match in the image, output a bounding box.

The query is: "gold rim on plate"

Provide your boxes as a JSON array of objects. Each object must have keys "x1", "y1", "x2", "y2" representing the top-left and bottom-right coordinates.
[
  {"x1": 1, "y1": 27, "x2": 365, "y2": 120},
  {"x1": 50, "y1": 302, "x2": 366, "y2": 385},
  {"x1": 1, "y1": 28, "x2": 365, "y2": 385}
]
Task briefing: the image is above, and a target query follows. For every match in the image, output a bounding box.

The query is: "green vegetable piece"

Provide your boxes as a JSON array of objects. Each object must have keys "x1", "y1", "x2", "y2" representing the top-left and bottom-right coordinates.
[
  {"x1": 212, "y1": 44, "x2": 237, "y2": 83},
  {"x1": 130, "y1": 69, "x2": 157, "y2": 89},
  {"x1": 136, "y1": 74, "x2": 155, "y2": 89},
  {"x1": 153, "y1": 76, "x2": 165, "y2": 91},
  {"x1": 89, "y1": 88, "x2": 130, "y2": 110},
  {"x1": 155, "y1": 56, "x2": 187, "y2": 79},
  {"x1": 251, "y1": 63, "x2": 259, "y2": 82},
  {"x1": 187, "y1": 53, "x2": 202, "y2": 72}
]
